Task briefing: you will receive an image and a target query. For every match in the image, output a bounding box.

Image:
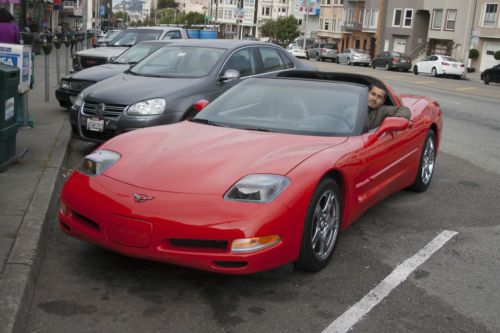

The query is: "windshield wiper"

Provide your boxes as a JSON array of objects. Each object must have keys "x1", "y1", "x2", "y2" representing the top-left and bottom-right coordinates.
[{"x1": 190, "y1": 118, "x2": 226, "y2": 127}]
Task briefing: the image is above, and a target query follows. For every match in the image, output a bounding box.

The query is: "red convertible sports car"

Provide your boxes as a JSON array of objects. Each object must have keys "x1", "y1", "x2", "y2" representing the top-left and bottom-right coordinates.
[{"x1": 59, "y1": 71, "x2": 443, "y2": 274}]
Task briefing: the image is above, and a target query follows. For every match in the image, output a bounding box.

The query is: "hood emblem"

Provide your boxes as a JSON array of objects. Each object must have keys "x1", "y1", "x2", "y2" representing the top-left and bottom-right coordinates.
[
  {"x1": 133, "y1": 193, "x2": 155, "y2": 203},
  {"x1": 96, "y1": 103, "x2": 106, "y2": 116}
]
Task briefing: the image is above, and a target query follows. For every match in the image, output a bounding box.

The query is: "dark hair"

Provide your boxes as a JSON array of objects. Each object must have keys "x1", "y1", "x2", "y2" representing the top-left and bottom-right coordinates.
[
  {"x1": 368, "y1": 81, "x2": 386, "y2": 93},
  {"x1": 0, "y1": 8, "x2": 15, "y2": 23}
]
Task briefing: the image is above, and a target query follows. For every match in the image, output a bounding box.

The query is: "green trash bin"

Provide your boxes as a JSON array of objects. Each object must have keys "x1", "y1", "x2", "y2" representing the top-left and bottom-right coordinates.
[{"x1": 0, "y1": 63, "x2": 20, "y2": 172}]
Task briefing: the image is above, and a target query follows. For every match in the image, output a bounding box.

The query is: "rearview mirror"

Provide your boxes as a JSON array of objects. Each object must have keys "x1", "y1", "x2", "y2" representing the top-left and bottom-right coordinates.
[
  {"x1": 219, "y1": 69, "x2": 240, "y2": 82},
  {"x1": 366, "y1": 117, "x2": 409, "y2": 146}
]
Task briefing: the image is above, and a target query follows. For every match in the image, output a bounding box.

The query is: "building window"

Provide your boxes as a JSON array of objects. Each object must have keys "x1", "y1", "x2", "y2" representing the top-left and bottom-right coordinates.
[
  {"x1": 262, "y1": 7, "x2": 271, "y2": 16},
  {"x1": 370, "y1": 9, "x2": 379, "y2": 28},
  {"x1": 325, "y1": 19, "x2": 329, "y2": 30},
  {"x1": 403, "y1": 9, "x2": 413, "y2": 27},
  {"x1": 483, "y1": 3, "x2": 498, "y2": 26},
  {"x1": 432, "y1": 9, "x2": 443, "y2": 30},
  {"x1": 332, "y1": 19, "x2": 336, "y2": 30},
  {"x1": 326, "y1": 0, "x2": 331, "y2": 4},
  {"x1": 363, "y1": 9, "x2": 370, "y2": 28},
  {"x1": 393, "y1": 8, "x2": 402, "y2": 26},
  {"x1": 445, "y1": 9, "x2": 457, "y2": 31},
  {"x1": 359, "y1": 8, "x2": 364, "y2": 24}
]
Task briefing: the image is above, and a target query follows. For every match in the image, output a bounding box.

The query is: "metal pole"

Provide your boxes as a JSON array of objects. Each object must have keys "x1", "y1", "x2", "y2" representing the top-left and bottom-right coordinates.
[
  {"x1": 462, "y1": 0, "x2": 478, "y2": 80},
  {"x1": 65, "y1": 44, "x2": 69, "y2": 74},
  {"x1": 83, "y1": 0, "x2": 88, "y2": 49},
  {"x1": 45, "y1": 53, "x2": 50, "y2": 102},
  {"x1": 56, "y1": 48, "x2": 60, "y2": 82},
  {"x1": 303, "y1": 1, "x2": 309, "y2": 50},
  {"x1": 22, "y1": 93, "x2": 31, "y2": 128}
]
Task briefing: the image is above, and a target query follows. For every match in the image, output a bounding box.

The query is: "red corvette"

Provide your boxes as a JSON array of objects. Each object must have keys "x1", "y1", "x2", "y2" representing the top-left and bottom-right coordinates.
[{"x1": 59, "y1": 71, "x2": 442, "y2": 274}]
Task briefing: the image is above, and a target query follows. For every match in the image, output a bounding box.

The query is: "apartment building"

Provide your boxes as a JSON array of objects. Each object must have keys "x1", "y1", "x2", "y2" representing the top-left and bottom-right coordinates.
[
  {"x1": 294, "y1": 0, "x2": 320, "y2": 41},
  {"x1": 316, "y1": 0, "x2": 345, "y2": 46},
  {"x1": 360, "y1": 0, "x2": 382, "y2": 56},
  {"x1": 471, "y1": 0, "x2": 500, "y2": 71},
  {"x1": 381, "y1": 0, "x2": 429, "y2": 58},
  {"x1": 340, "y1": 0, "x2": 374, "y2": 52},
  {"x1": 209, "y1": 0, "x2": 256, "y2": 38}
]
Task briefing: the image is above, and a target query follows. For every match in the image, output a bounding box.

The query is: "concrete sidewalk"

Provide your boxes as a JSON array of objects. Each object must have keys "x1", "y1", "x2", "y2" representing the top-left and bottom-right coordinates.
[{"x1": 0, "y1": 46, "x2": 72, "y2": 333}]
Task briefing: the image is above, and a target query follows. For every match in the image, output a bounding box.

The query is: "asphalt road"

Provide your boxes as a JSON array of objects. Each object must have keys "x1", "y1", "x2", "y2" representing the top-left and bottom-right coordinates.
[{"x1": 27, "y1": 61, "x2": 500, "y2": 333}]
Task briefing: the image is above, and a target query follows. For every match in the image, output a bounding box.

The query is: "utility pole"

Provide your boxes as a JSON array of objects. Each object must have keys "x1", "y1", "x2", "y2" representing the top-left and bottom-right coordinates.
[
  {"x1": 303, "y1": 0, "x2": 309, "y2": 50},
  {"x1": 463, "y1": 0, "x2": 478, "y2": 79},
  {"x1": 83, "y1": 0, "x2": 88, "y2": 48}
]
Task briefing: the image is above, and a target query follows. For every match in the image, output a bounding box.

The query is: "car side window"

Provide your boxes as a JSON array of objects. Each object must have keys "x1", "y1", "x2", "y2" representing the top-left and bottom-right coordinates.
[
  {"x1": 279, "y1": 50, "x2": 295, "y2": 69},
  {"x1": 221, "y1": 48, "x2": 257, "y2": 77},
  {"x1": 258, "y1": 47, "x2": 286, "y2": 73},
  {"x1": 163, "y1": 31, "x2": 182, "y2": 39},
  {"x1": 430, "y1": 56, "x2": 438, "y2": 61}
]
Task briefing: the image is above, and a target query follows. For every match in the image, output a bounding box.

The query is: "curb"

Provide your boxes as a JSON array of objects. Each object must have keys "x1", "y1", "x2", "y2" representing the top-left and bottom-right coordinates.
[{"x1": 0, "y1": 119, "x2": 71, "y2": 333}]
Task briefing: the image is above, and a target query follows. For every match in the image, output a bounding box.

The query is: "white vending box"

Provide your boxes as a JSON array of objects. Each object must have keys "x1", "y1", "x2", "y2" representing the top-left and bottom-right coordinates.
[{"x1": 0, "y1": 43, "x2": 33, "y2": 94}]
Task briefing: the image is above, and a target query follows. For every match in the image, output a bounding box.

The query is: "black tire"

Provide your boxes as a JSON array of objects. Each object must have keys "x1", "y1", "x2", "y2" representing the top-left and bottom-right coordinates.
[
  {"x1": 431, "y1": 67, "x2": 438, "y2": 77},
  {"x1": 336, "y1": 57, "x2": 340, "y2": 64},
  {"x1": 413, "y1": 65, "x2": 419, "y2": 75},
  {"x1": 295, "y1": 178, "x2": 341, "y2": 272},
  {"x1": 316, "y1": 54, "x2": 320, "y2": 61},
  {"x1": 385, "y1": 63, "x2": 391, "y2": 71},
  {"x1": 320, "y1": 57, "x2": 325, "y2": 62},
  {"x1": 347, "y1": 58, "x2": 351, "y2": 65},
  {"x1": 408, "y1": 131, "x2": 436, "y2": 192},
  {"x1": 483, "y1": 74, "x2": 490, "y2": 85},
  {"x1": 306, "y1": 53, "x2": 310, "y2": 60},
  {"x1": 372, "y1": 62, "x2": 376, "y2": 69}
]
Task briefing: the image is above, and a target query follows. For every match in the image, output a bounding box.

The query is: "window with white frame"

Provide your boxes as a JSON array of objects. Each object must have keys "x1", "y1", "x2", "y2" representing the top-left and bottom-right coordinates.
[
  {"x1": 432, "y1": 9, "x2": 443, "y2": 29},
  {"x1": 326, "y1": 0, "x2": 331, "y2": 4},
  {"x1": 370, "y1": 9, "x2": 379, "y2": 28},
  {"x1": 445, "y1": 9, "x2": 457, "y2": 30},
  {"x1": 393, "y1": 8, "x2": 402, "y2": 26},
  {"x1": 347, "y1": 9, "x2": 354, "y2": 24},
  {"x1": 262, "y1": 7, "x2": 271, "y2": 16},
  {"x1": 403, "y1": 9, "x2": 413, "y2": 27},
  {"x1": 325, "y1": 19, "x2": 330, "y2": 30},
  {"x1": 244, "y1": 0, "x2": 254, "y2": 6},
  {"x1": 359, "y1": 8, "x2": 364, "y2": 24},
  {"x1": 363, "y1": 9, "x2": 370, "y2": 27},
  {"x1": 483, "y1": 3, "x2": 498, "y2": 26}
]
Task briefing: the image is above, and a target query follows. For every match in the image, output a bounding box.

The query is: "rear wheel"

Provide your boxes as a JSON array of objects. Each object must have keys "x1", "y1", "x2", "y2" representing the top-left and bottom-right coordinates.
[
  {"x1": 371, "y1": 62, "x2": 376, "y2": 69},
  {"x1": 483, "y1": 74, "x2": 490, "y2": 85},
  {"x1": 408, "y1": 131, "x2": 436, "y2": 192},
  {"x1": 295, "y1": 178, "x2": 341, "y2": 272},
  {"x1": 413, "y1": 65, "x2": 419, "y2": 75}
]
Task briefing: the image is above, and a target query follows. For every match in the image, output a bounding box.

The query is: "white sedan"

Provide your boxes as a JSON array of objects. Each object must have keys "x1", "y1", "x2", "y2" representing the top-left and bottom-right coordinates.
[
  {"x1": 413, "y1": 55, "x2": 465, "y2": 79},
  {"x1": 287, "y1": 46, "x2": 307, "y2": 59}
]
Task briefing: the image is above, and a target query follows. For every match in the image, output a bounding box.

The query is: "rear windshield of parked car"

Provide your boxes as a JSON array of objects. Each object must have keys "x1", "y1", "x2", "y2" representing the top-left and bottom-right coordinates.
[
  {"x1": 323, "y1": 44, "x2": 337, "y2": 49},
  {"x1": 442, "y1": 56, "x2": 459, "y2": 62}
]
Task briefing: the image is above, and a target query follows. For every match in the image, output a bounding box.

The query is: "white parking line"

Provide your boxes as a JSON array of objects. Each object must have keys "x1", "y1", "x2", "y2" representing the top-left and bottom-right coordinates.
[{"x1": 322, "y1": 230, "x2": 458, "y2": 333}]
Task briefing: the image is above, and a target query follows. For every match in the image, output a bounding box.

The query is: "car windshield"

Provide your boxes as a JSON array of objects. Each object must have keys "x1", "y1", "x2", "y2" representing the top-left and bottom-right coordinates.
[
  {"x1": 194, "y1": 78, "x2": 365, "y2": 136},
  {"x1": 109, "y1": 29, "x2": 164, "y2": 46},
  {"x1": 105, "y1": 30, "x2": 121, "y2": 40},
  {"x1": 391, "y1": 52, "x2": 403, "y2": 57},
  {"x1": 442, "y1": 56, "x2": 459, "y2": 62},
  {"x1": 113, "y1": 43, "x2": 166, "y2": 64},
  {"x1": 130, "y1": 46, "x2": 225, "y2": 78}
]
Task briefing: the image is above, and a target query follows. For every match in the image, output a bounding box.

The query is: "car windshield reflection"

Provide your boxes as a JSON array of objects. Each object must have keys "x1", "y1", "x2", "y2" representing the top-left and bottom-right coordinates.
[
  {"x1": 113, "y1": 44, "x2": 164, "y2": 64},
  {"x1": 194, "y1": 78, "x2": 364, "y2": 136},
  {"x1": 130, "y1": 46, "x2": 226, "y2": 78}
]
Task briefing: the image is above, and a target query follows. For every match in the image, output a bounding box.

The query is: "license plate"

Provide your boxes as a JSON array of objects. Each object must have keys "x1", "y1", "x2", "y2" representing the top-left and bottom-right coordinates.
[
  {"x1": 86, "y1": 118, "x2": 104, "y2": 132},
  {"x1": 400, "y1": 59, "x2": 407, "y2": 63}
]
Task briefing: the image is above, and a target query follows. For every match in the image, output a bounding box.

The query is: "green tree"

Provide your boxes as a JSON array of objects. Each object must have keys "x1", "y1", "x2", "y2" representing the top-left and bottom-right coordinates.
[
  {"x1": 114, "y1": 11, "x2": 130, "y2": 23},
  {"x1": 158, "y1": 0, "x2": 178, "y2": 9},
  {"x1": 259, "y1": 16, "x2": 299, "y2": 47},
  {"x1": 184, "y1": 12, "x2": 206, "y2": 26}
]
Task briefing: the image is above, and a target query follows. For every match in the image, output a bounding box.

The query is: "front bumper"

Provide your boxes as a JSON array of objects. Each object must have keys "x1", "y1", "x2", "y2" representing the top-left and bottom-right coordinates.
[
  {"x1": 392, "y1": 62, "x2": 412, "y2": 70},
  {"x1": 59, "y1": 172, "x2": 304, "y2": 274},
  {"x1": 55, "y1": 87, "x2": 78, "y2": 108}
]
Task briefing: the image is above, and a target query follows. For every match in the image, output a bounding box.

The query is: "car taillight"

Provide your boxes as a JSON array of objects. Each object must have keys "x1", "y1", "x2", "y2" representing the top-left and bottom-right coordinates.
[
  {"x1": 442, "y1": 62, "x2": 450, "y2": 66},
  {"x1": 393, "y1": 57, "x2": 400, "y2": 62}
]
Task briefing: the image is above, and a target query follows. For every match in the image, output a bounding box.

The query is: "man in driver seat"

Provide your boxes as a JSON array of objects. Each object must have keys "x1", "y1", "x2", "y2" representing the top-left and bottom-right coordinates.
[{"x1": 367, "y1": 82, "x2": 411, "y2": 130}]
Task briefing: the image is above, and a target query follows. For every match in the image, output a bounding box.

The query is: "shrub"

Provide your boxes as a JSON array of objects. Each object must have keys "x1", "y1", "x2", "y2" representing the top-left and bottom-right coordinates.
[
  {"x1": 469, "y1": 48, "x2": 479, "y2": 59},
  {"x1": 494, "y1": 50, "x2": 500, "y2": 60}
]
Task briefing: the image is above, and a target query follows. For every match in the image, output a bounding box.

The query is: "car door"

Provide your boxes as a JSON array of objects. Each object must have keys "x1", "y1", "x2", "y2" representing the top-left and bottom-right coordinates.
[
  {"x1": 420, "y1": 56, "x2": 432, "y2": 73},
  {"x1": 339, "y1": 49, "x2": 348, "y2": 63}
]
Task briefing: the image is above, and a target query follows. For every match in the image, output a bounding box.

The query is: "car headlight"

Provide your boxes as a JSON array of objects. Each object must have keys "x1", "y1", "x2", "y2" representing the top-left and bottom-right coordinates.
[
  {"x1": 127, "y1": 98, "x2": 166, "y2": 116},
  {"x1": 79, "y1": 149, "x2": 121, "y2": 176},
  {"x1": 224, "y1": 174, "x2": 290, "y2": 203},
  {"x1": 61, "y1": 79, "x2": 70, "y2": 89},
  {"x1": 73, "y1": 92, "x2": 84, "y2": 108}
]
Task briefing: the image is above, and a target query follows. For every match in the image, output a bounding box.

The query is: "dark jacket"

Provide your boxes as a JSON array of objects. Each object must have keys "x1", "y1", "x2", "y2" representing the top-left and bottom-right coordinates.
[{"x1": 368, "y1": 105, "x2": 411, "y2": 130}]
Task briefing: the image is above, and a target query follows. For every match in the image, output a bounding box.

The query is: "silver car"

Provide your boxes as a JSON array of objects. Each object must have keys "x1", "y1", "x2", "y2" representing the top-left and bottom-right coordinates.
[{"x1": 336, "y1": 48, "x2": 371, "y2": 66}]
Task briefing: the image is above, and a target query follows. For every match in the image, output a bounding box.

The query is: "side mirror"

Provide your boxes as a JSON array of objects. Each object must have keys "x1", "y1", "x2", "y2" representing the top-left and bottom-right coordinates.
[
  {"x1": 218, "y1": 69, "x2": 240, "y2": 82},
  {"x1": 193, "y1": 99, "x2": 209, "y2": 112},
  {"x1": 366, "y1": 117, "x2": 409, "y2": 146}
]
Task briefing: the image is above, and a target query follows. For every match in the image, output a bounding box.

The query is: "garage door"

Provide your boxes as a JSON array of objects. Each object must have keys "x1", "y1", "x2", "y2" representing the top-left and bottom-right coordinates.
[
  {"x1": 480, "y1": 42, "x2": 500, "y2": 72},
  {"x1": 393, "y1": 38, "x2": 407, "y2": 53}
]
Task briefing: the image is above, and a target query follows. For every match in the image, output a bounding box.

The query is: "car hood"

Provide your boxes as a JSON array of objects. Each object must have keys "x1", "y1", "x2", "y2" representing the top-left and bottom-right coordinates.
[
  {"x1": 69, "y1": 64, "x2": 128, "y2": 81},
  {"x1": 101, "y1": 121, "x2": 347, "y2": 194},
  {"x1": 83, "y1": 73, "x2": 206, "y2": 104},
  {"x1": 76, "y1": 46, "x2": 129, "y2": 58}
]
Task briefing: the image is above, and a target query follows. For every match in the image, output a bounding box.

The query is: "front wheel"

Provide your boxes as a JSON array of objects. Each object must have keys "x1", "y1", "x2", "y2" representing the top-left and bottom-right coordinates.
[
  {"x1": 483, "y1": 74, "x2": 490, "y2": 85},
  {"x1": 347, "y1": 58, "x2": 351, "y2": 65},
  {"x1": 431, "y1": 67, "x2": 438, "y2": 77},
  {"x1": 413, "y1": 66, "x2": 419, "y2": 75},
  {"x1": 408, "y1": 131, "x2": 436, "y2": 192},
  {"x1": 295, "y1": 178, "x2": 341, "y2": 272}
]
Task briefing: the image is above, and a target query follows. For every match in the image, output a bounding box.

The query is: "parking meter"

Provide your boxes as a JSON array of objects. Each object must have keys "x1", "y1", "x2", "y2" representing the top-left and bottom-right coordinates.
[
  {"x1": 63, "y1": 32, "x2": 70, "y2": 47},
  {"x1": 41, "y1": 32, "x2": 53, "y2": 55},
  {"x1": 54, "y1": 32, "x2": 63, "y2": 49}
]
